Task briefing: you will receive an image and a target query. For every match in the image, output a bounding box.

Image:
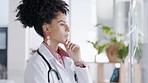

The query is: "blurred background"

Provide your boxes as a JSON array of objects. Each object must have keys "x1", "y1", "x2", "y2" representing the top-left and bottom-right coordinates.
[{"x1": 0, "y1": 0, "x2": 148, "y2": 83}]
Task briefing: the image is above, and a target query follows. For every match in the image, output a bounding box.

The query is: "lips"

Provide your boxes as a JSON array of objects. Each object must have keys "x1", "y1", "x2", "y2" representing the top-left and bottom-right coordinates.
[{"x1": 65, "y1": 35, "x2": 69, "y2": 38}]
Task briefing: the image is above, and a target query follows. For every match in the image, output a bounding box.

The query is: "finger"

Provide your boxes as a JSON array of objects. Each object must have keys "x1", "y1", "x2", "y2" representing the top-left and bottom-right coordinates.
[
  {"x1": 66, "y1": 41, "x2": 71, "y2": 49},
  {"x1": 71, "y1": 44, "x2": 76, "y2": 51},
  {"x1": 64, "y1": 39, "x2": 68, "y2": 45},
  {"x1": 69, "y1": 43, "x2": 75, "y2": 50}
]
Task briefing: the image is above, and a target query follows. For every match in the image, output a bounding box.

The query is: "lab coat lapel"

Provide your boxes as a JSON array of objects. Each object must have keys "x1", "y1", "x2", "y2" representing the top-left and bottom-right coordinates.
[
  {"x1": 38, "y1": 43, "x2": 66, "y2": 70},
  {"x1": 38, "y1": 43, "x2": 71, "y2": 83}
]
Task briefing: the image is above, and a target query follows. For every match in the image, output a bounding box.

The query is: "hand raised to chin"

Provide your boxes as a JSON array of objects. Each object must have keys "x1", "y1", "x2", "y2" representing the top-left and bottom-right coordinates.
[{"x1": 64, "y1": 39, "x2": 82, "y2": 62}]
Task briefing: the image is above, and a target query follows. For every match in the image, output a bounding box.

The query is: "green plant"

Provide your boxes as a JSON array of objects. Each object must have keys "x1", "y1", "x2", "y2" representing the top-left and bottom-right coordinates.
[{"x1": 88, "y1": 24, "x2": 129, "y2": 62}]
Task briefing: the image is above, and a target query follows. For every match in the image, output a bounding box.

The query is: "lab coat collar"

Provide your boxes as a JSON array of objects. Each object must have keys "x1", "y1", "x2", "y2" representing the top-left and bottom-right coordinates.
[
  {"x1": 38, "y1": 43, "x2": 67, "y2": 70},
  {"x1": 38, "y1": 43, "x2": 69, "y2": 60},
  {"x1": 58, "y1": 46, "x2": 69, "y2": 57},
  {"x1": 38, "y1": 43, "x2": 54, "y2": 60}
]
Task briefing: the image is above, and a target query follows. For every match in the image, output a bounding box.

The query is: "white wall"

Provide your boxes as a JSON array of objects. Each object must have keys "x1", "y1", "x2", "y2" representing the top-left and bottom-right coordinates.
[
  {"x1": 8, "y1": 0, "x2": 27, "y2": 83},
  {"x1": 70, "y1": 0, "x2": 97, "y2": 62},
  {"x1": 0, "y1": 0, "x2": 9, "y2": 27},
  {"x1": 96, "y1": 0, "x2": 114, "y2": 27},
  {"x1": 114, "y1": 0, "x2": 129, "y2": 34}
]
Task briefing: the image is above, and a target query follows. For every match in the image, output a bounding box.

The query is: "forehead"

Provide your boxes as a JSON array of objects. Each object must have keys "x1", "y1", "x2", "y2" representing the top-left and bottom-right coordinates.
[{"x1": 54, "y1": 12, "x2": 67, "y2": 22}]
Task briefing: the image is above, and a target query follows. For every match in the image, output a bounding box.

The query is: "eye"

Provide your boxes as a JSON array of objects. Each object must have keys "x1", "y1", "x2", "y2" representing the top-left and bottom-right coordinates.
[{"x1": 60, "y1": 23, "x2": 65, "y2": 26}]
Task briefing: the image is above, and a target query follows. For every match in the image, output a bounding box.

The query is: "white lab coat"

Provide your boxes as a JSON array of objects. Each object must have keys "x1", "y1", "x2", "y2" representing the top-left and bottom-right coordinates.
[{"x1": 24, "y1": 43, "x2": 93, "y2": 83}]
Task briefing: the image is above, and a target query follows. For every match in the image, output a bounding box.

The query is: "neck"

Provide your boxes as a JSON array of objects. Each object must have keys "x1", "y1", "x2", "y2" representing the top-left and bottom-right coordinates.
[{"x1": 43, "y1": 39, "x2": 59, "y2": 53}]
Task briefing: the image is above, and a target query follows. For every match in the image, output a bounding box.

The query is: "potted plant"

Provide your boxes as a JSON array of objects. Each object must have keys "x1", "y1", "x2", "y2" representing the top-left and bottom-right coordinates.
[{"x1": 88, "y1": 24, "x2": 129, "y2": 63}]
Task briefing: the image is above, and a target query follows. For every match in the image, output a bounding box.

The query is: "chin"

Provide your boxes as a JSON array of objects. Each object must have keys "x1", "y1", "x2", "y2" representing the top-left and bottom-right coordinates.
[{"x1": 59, "y1": 39, "x2": 65, "y2": 44}]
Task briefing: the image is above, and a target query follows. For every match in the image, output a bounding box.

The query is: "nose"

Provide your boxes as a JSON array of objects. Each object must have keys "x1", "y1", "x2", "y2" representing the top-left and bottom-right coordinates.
[{"x1": 65, "y1": 25, "x2": 70, "y2": 32}]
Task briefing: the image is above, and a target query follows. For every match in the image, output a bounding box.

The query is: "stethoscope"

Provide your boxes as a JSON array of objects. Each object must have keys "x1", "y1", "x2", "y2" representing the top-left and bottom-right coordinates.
[{"x1": 37, "y1": 50, "x2": 78, "y2": 83}]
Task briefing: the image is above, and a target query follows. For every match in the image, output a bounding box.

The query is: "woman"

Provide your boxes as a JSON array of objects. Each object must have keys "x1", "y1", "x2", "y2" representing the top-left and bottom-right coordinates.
[{"x1": 16, "y1": 0, "x2": 93, "y2": 83}]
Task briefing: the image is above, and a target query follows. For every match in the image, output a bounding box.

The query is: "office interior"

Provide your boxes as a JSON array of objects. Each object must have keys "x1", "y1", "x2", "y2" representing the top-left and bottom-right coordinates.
[{"x1": 0, "y1": 0, "x2": 148, "y2": 83}]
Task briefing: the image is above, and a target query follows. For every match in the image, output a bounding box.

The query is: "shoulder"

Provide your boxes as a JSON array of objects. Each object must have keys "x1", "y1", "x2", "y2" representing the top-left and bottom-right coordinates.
[
  {"x1": 24, "y1": 52, "x2": 48, "y2": 83},
  {"x1": 26, "y1": 52, "x2": 48, "y2": 70}
]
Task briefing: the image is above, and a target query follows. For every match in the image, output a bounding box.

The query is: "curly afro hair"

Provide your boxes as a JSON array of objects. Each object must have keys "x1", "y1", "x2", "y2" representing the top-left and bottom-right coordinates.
[{"x1": 16, "y1": 0, "x2": 69, "y2": 37}]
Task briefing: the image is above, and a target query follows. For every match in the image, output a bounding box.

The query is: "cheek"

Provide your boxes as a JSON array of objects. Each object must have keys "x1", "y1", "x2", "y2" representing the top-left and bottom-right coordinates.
[
  {"x1": 51, "y1": 30, "x2": 65, "y2": 40},
  {"x1": 58, "y1": 31, "x2": 65, "y2": 39},
  {"x1": 57, "y1": 28, "x2": 65, "y2": 35}
]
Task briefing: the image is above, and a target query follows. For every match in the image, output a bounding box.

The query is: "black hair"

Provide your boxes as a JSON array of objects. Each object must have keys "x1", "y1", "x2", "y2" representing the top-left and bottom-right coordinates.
[{"x1": 16, "y1": 0, "x2": 69, "y2": 37}]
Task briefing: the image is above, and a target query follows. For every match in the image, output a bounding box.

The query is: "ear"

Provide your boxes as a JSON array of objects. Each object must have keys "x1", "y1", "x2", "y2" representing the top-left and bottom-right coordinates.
[{"x1": 42, "y1": 23, "x2": 51, "y2": 33}]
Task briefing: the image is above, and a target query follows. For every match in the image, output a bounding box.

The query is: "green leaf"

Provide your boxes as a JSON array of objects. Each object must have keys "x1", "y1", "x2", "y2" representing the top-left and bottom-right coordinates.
[
  {"x1": 93, "y1": 41, "x2": 98, "y2": 49},
  {"x1": 104, "y1": 43, "x2": 109, "y2": 48},
  {"x1": 98, "y1": 45, "x2": 105, "y2": 54},
  {"x1": 95, "y1": 23, "x2": 103, "y2": 27},
  {"x1": 118, "y1": 45, "x2": 128, "y2": 62},
  {"x1": 87, "y1": 40, "x2": 97, "y2": 49},
  {"x1": 110, "y1": 37, "x2": 118, "y2": 43},
  {"x1": 109, "y1": 31, "x2": 116, "y2": 36},
  {"x1": 102, "y1": 26, "x2": 111, "y2": 34},
  {"x1": 118, "y1": 33, "x2": 123, "y2": 37}
]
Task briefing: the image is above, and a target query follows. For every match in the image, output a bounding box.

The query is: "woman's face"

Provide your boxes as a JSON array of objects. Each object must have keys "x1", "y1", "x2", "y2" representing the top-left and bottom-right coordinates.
[{"x1": 49, "y1": 12, "x2": 70, "y2": 44}]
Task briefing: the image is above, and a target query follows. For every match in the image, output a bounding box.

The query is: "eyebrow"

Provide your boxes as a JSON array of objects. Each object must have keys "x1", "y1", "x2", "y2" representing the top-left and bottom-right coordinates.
[{"x1": 58, "y1": 20, "x2": 67, "y2": 23}]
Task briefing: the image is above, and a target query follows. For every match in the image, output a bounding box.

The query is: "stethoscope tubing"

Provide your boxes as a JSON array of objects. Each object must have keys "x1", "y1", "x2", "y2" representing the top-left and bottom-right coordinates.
[
  {"x1": 37, "y1": 50, "x2": 78, "y2": 83},
  {"x1": 37, "y1": 50, "x2": 60, "y2": 82}
]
